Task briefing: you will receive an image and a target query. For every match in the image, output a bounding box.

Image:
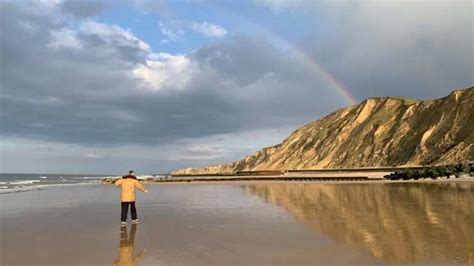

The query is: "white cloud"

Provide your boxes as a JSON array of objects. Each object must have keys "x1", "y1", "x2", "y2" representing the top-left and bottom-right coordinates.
[
  {"x1": 158, "y1": 20, "x2": 227, "y2": 42},
  {"x1": 158, "y1": 20, "x2": 185, "y2": 43},
  {"x1": 166, "y1": 144, "x2": 228, "y2": 161},
  {"x1": 166, "y1": 153, "x2": 224, "y2": 161},
  {"x1": 255, "y1": 0, "x2": 307, "y2": 13},
  {"x1": 187, "y1": 144, "x2": 225, "y2": 153},
  {"x1": 83, "y1": 153, "x2": 101, "y2": 159},
  {"x1": 80, "y1": 20, "x2": 150, "y2": 51},
  {"x1": 191, "y1": 22, "x2": 227, "y2": 38},
  {"x1": 48, "y1": 29, "x2": 81, "y2": 49},
  {"x1": 39, "y1": 0, "x2": 63, "y2": 7},
  {"x1": 48, "y1": 20, "x2": 152, "y2": 52},
  {"x1": 132, "y1": 53, "x2": 195, "y2": 90}
]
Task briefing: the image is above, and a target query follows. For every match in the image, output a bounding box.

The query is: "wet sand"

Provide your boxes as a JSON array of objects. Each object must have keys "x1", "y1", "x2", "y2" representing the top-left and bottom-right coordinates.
[
  {"x1": 1, "y1": 183, "x2": 472, "y2": 265},
  {"x1": 245, "y1": 182, "x2": 474, "y2": 264}
]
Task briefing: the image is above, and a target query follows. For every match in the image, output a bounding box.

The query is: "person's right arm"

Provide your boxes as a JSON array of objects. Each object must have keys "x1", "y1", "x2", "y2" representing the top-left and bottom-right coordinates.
[{"x1": 115, "y1": 179, "x2": 123, "y2": 186}]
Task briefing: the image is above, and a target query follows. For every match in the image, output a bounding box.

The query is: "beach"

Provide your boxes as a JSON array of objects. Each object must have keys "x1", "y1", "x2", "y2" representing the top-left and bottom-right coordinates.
[{"x1": 1, "y1": 182, "x2": 473, "y2": 265}]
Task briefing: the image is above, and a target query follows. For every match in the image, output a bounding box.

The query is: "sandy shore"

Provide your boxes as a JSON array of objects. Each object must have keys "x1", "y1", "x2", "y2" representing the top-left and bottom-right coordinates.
[
  {"x1": 2, "y1": 182, "x2": 472, "y2": 265},
  {"x1": 1, "y1": 183, "x2": 385, "y2": 265}
]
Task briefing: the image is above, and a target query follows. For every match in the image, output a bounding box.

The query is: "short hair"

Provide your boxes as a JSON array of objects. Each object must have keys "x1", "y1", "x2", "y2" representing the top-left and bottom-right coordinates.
[{"x1": 129, "y1": 170, "x2": 134, "y2": 174}]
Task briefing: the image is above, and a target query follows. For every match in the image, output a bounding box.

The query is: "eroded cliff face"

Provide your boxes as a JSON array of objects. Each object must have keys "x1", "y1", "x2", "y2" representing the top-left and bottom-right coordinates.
[{"x1": 173, "y1": 87, "x2": 473, "y2": 175}]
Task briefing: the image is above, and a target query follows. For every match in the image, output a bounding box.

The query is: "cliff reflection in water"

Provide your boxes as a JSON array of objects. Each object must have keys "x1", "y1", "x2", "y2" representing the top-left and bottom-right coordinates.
[{"x1": 243, "y1": 183, "x2": 474, "y2": 263}]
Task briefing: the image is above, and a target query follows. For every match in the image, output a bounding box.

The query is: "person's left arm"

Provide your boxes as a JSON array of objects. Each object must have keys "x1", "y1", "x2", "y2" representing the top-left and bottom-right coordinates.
[{"x1": 134, "y1": 180, "x2": 148, "y2": 193}]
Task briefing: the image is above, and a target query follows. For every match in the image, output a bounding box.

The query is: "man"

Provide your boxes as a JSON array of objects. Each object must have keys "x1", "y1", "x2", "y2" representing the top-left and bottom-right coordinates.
[{"x1": 115, "y1": 170, "x2": 148, "y2": 225}]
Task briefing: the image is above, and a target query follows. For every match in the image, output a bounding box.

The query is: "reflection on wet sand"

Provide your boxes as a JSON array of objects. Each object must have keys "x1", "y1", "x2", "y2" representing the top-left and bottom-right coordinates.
[
  {"x1": 114, "y1": 224, "x2": 145, "y2": 266},
  {"x1": 243, "y1": 183, "x2": 474, "y2": 264}
]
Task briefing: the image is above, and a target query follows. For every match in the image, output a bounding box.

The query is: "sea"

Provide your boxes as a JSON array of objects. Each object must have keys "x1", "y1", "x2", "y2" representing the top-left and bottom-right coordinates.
[{"x1": 0, "y1": 173, "x2": 111, "y2": 194}]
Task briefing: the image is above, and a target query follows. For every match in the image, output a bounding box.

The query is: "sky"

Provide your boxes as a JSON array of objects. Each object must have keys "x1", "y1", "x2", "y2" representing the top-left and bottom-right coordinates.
[{"x1": 0, "y1": 0, "x2": 472, "y2": 174}]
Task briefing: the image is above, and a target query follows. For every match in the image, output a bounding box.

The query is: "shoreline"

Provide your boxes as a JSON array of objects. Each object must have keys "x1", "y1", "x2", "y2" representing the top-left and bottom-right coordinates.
[
  {"x1": 103, "y1": 176, "x2": 474, "y2": 185},
  {"x1": 0, "y1": 184, "x2": 392, "y2": 265}
]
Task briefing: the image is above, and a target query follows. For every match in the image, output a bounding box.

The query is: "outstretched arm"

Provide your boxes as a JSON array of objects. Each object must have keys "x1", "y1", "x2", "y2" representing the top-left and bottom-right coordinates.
[{"x1": 134, "y1": 180, "x2": 148, "y2": 193}]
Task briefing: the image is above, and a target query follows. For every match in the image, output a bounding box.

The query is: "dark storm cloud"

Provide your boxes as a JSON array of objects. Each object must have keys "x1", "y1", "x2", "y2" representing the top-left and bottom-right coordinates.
[
  {"x1": 0, "y1": 1, "x2": 342, "y2": 146},
  {"x1": 299, "y1": 1, "x2": 473, "y2": 100},
  {"x1": 192, "y1": 36, "x2": 286, "y2": 86},
  {"x1": 59, "y1": 0, "x2": 105, "y2": 18}
]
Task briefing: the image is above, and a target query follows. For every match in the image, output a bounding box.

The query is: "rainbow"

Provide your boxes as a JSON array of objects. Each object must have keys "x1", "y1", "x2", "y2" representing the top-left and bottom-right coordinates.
[
  {"x1": 210, "y1": 6, "x2": 358, "y2": 106},
  {"x1": 290, "y1": 44, "x2": 359, "y2": 105},
  {"x1": 252, "y1": 25, "x2": 358, "y2": 106}
]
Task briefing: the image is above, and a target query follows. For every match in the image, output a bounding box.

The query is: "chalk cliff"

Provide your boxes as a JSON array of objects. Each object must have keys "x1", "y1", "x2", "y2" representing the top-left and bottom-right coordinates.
[{"x1": 172, "y1": 87, "x2": 473, "y2": 175}]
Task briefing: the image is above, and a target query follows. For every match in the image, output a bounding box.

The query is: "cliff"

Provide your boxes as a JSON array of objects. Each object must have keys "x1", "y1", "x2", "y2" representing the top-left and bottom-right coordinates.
[{"x1": 172, "y1": 87, "x2": 474, "y2": 175}]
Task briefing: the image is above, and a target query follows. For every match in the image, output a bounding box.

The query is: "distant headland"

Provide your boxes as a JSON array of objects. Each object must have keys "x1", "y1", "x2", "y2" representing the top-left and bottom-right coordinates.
[{"x1": 172, "y1": 87, "x2": 474, "y2": 176}]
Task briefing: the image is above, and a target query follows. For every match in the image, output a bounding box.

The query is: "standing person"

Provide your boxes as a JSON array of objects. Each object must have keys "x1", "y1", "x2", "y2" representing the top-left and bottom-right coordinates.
[{"x1": 115, "y1": 170, "x2": 148, "y2": 225}]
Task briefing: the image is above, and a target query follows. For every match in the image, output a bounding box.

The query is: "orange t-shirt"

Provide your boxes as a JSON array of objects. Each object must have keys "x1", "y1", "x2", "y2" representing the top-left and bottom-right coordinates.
[{"x1": 115, "y1": 179, "x2": 145, "y2": 202}]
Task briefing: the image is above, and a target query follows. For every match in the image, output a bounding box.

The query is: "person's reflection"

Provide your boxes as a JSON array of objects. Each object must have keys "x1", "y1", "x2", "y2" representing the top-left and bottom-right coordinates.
[{"x1": 113, "y1": 224, "x2": 145, "y2": 266}]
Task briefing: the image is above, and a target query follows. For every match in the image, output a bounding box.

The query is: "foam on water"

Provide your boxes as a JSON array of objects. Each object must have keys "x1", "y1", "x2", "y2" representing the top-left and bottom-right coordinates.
[
  {"x1": 9, "y1": 180, "x2": 42, "y2": 185},
  {"x1": 0, "y1": 186, "x2": 38, "y2": 194},
  {"x1": 0, "y1": 173, "x2": 107, "y2": 194},
  {"x1": 0, "y1": 182, "x2": 99, "y2": 194}
]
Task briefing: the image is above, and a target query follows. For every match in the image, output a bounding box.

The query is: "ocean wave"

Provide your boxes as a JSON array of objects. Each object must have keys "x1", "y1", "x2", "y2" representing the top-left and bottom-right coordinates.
[
  {"x1": 0, "y1": 182, "x2": 6, "y2": 185},
  {"x1": 82, "y1": 176, "x2": 101, "y2": 179},
  {"x1": 70, "y1": 176, "x2": 102, "y2": 180},
  {"x1": 0, "y1": 182, "x2": 99, "y2": 194},
  {"x1": 39, "y1": 176, "x2": 48, "y2": 179},
  {"x1": 9, "y1": 180, "x2": 42, "y2": 185},
  {"x1": 0, "y1": 186, "x2": 38, "y2": 194},
  {"x1": 8, "y1": 180, "x2": 40, "y2": 185}
]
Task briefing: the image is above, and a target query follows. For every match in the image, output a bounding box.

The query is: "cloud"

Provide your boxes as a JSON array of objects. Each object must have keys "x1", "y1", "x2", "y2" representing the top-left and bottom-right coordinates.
[
  {"x1": 132, "y1": 53, "x2": 195, "y2": 90},
  {"x1": 254, "y1": 0, "x2": 307, "y2": 13},
  {"x1": 1, "y1": 0, "x2": 471, "y2": 173},
  {"x1": 1, "y1": 1, "x2": 342, "y2": 149},
  {"x1": 48, "y1": 29, "x2": 82, "y2": 49},
  {"x1": 80, "y1": 20, "x2": 150, "y2": 52},
  {"x1": 1, "y1": 128, "x2": 291, "y2": 173},
  {"x1": 256, "y1": 0, "x2": 473, "y2": 99},
  {"x1": 158, "y1": 20, "x2": 227, "y2": 43},
  {"x1": 131, "y1": 0, "x2": 170, "y2": 17},
  {"x1": 166, "y1": 145, "x2": 226, "y2": 161},
  {"x1": 83, "y1": 153, "x2": 102, "y2": 159},
  {"x1": 58, "y1": 0, "x2": 105, "y2": 18},
  {"x1": 191, "y1": 21, "x2": 227, "y2": 38},
  {"x1": 158, "y1": 20, "x2": 186, "y2": 42}
]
